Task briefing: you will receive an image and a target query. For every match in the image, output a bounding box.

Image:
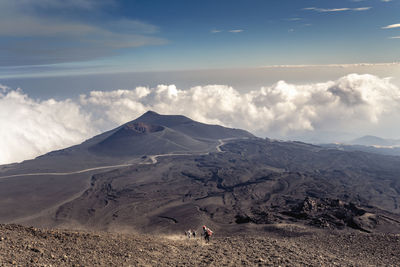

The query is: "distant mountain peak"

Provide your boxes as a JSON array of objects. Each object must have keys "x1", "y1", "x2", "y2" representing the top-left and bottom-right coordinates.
[
  {"x1": 358, "y1": 135, "x2": 384, "y2": 141},
  {"x1": 135, "y1": 110, "x2": 161, "y2": 120},
  {"x1": 349, "y1": 135, "x2": 400, "y2": 147},
  {"x1": 134, "y1": 111, "x2": 194, "y2": 126},
  {"x1": 143, "y1": 110, "x2": 160, "y2": 116}
]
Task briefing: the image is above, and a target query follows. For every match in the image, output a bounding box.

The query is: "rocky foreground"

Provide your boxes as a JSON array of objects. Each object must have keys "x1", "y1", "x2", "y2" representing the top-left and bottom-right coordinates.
[{"x1": 1, "y1": 224, "x2": 400, "y2": 266}]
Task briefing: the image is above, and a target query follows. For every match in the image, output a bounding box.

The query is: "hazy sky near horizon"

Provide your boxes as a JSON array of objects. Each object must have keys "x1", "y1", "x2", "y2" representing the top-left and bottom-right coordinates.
[{"x1": 1, "y1": 0, "x2": 400, "y2": 165}]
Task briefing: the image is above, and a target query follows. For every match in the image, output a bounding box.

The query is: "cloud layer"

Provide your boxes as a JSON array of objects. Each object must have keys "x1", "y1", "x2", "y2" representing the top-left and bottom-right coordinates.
[
  {"x1": 0, "y1": 0, "x2": 165, "y2": 66},
  {"x1": 304, "y1": 7, "x2": 371, "y2": 12},
  {"x1": 0, "y1": 85, "x2": 95, "y2": 165},
  {"x1": 1, "y1": 74, "x2": 400, "y2": 164}
]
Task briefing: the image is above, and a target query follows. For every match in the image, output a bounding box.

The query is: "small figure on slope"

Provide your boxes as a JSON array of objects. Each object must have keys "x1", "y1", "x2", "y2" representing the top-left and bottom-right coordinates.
[
  {"x1": 202, "y1": 225, "x2": 213, "y2": 243},
  {"x1": 186, "y1": 230, "x2": 192, "y2": 239}
]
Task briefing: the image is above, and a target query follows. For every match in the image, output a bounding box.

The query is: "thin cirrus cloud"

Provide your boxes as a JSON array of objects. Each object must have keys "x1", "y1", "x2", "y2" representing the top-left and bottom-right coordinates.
[
  {"x1": 228, "y1": 29, "x2": 244, "y2": 33},
  {"x1": 0, "y1": 0, "x2": 166, "y2": 66},
  {"x1": 353, "y1": 0, "x2": 391, "y2": 2},
  {"x1": 382, "y1": 23, "x2": 400, "y2": 29},
  {"x1": 382, "y1": 23, "x2": 400, "y2": 39},
  {"x1": 211, "y1": 29, "x2": 244, "y2": 33},
  {"x1": 1, "y1": 73, "x2": 400, "y2": 165},
  {"x1": 304, "y1": 7, "x2": 372, "y2": 12},
  {"x1": 286, "y1": 18, "x2": 303, "y2": 21}
]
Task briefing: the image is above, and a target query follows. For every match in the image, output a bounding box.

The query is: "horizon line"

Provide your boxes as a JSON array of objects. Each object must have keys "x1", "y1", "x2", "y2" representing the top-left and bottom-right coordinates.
[{"x1": 1, "y1": 62, "x2": 399, "y2": 80}]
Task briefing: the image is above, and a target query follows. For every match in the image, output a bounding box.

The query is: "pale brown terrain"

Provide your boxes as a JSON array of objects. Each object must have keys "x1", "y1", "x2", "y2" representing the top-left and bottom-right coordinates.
[{"x1": 1, "y1": 224, "x2": 400, "y2": 266}]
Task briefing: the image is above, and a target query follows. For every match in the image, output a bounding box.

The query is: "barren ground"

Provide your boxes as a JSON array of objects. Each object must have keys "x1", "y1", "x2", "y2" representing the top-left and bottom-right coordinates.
[{"x1": 1, "y1": 224, "x2": 400, "y2": 266}]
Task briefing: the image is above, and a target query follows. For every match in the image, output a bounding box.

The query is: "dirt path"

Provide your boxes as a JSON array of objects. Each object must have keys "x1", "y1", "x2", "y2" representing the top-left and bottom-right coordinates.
[
  {"x1": 0, "y1": 137, "x2": 247, "y2": 179},
  {"x1": 216, "y1": 138, "x2": 244, "y2": 152},
  {"x1": 0, "y1": 164, "x2": 137, "y2": 180},
  {"x1": 0, "y1": 139, "x2": 237, "y2": 179},
  {"x1": 0, "y1": 138, "x2": 241, "y2": 227},
  {"x1": 143, "y1": 138, "x2": 246, "y2": 164},
  {"x1": 216, "y1": 139, "x2": 225, "y2": 152}
]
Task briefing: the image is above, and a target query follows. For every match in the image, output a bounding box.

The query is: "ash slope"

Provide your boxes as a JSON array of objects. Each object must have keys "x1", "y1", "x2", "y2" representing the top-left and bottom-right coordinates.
[
  {"x1": 2, "y1": 112, "x2": 400, "y2": 234},
  {"x1": 55, "y1": 139, "x2": 400, "y2": 234},
  {"x1": 0, "y1": 111, "x2": 253, "y2": 224}
]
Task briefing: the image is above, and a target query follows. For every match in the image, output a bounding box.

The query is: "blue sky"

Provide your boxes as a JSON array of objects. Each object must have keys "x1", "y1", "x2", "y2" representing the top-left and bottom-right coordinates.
[
  {"x1": 1, "y1": 0, "x2": 400, "y2": 164},
  {"x1": 0, "y1": 0, "x2": 399, "y2": 77}
]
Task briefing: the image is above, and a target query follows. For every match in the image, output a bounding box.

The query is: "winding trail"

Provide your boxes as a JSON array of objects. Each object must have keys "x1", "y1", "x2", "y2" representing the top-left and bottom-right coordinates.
[
  {"x1": 0, "y1": 137, "x2": 245, "y2": 224},
  {"x1": 0, "y1": 164, "x2": 135, "y2": 180},
  {"x1": 0, "y1": 138, "x2": 241, "y2": 180},
  {"x1": 143, "y1": 139, "x2": 226, "y2": 165},
  {"x1": 216, "y1": 138, "x2": 239, "y2": 152}
]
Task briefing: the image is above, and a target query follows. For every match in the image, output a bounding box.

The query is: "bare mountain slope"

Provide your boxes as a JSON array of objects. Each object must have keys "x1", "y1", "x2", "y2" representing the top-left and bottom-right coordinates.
[
  {"x1": 0, "y1": 111, "x2": 254, "y2": 173},
  {"x1": 89, "y1": 122, "x2": 211, "y2": 157},
  {"x1": 2, "y1": 113, "x2": 400, "y2": 235},
  {"x1": 0, "y1": 112, "x2": 254, "y2": 225},
  {"x1": 54, "y1": 139, "x2": 400, "y2": 234}
]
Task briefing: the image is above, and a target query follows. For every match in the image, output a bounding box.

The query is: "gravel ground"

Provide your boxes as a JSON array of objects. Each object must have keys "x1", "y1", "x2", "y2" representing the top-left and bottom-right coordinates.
[{"x1": 0, "y1": 224, "x2": 400, "y2": 266}]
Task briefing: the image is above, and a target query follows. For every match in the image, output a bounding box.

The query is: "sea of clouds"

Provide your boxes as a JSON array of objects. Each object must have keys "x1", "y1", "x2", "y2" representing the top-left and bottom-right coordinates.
[{"x1": 1, "y1": 73, "x2": 399, "y2": 165}]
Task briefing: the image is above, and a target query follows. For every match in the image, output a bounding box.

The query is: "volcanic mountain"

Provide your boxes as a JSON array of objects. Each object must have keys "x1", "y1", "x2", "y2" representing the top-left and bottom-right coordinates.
[
  {"x1": 0, "y1": 111, "x2": 254, "y2": 225},
  {"x1": 89, "y1": 111, "x2": 254, "y2": 157},
  {"x1": 1, "y1": 111, "x2": 400, "y2": 235},
  {"x1": 1, "y1": 111, "x2": 253, "y2": 173}
]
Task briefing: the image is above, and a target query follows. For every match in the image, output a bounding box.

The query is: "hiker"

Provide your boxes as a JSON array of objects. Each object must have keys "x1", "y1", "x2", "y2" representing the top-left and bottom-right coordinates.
[
  {"x1": 202, "y1": 225, "x2": 213, "y2": 243},
  {"x1": 186, "y1": 230, "x2": 192, "y2": 239},
  {"x1": 192, "y1": 230, "x2": 196, "y2": 238}
]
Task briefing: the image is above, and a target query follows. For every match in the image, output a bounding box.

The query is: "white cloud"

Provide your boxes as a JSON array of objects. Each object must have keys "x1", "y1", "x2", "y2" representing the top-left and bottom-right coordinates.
[
  {"x1": 229, "y1": 29, "x2": 244, "y2": 33},
  {"x1": 389, "y1": 36, "x2": 400, "y2": 39},
  {"x1": 382, "y1": 23, "x2": 400, "y2": 29},
  {"x1": 304, "y1": 7, "x2": 371, "y2": 12},
  {"x1": 286, "y1": 18, "x2": 302, "y2": 21},
  {"x1": 1, "y1": 74, "x2": 400, "y2": 165},
  {"x1": 211, "y1": 29, "x2": 243, "y2": 34},
  {"x1": 353, "y1": 7, "x2": 372, "y2": 11},
  {"x1": 0, "y1": 85, "x2": 95, "y2": 165}
]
